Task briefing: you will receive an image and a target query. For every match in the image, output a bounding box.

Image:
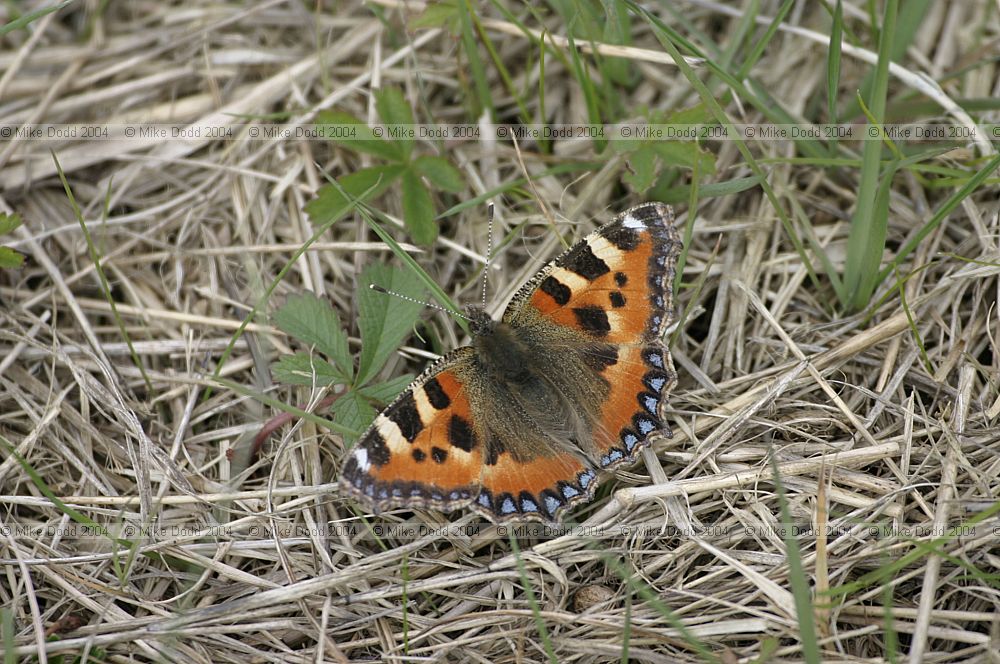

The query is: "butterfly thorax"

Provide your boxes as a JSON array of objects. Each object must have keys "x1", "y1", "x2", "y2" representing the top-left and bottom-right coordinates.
[{"x1": 466, "y1": 305, "x2": 535, "y2": 384}]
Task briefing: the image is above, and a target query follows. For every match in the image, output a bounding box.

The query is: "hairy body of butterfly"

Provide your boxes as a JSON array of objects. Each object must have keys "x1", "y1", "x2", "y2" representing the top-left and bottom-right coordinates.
[{"x1": 340, "y1": 202, "x2": 681, "y2": 522}]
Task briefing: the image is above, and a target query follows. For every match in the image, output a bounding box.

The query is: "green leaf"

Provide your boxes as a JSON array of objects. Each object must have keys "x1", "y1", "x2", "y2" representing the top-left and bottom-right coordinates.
[
  {"x1": 358, "y1": 373, "x2": 417, "y2": 405},
  {"x1": 315, "y1": 110, "x2": 401, "y2": 161},
  {"x1": 0, "y1": 212, "x2": 22, "y2": 235},
  {"x1": 656, "y1": 174, "x2": 763, "y2": 204},
  {"x1": 651, "y1": 141, "x2": 716, "y2": 173},
  {"x1": 400, "y1": 169, "x2": 438, "y2": 245},
  {"x1": 623, "y1": 145, "x2": 658, "y2": 192},
  {"x1": 662, "y1": 103, "x2": 713, "y2": 125},
  {"x1": 272, "y1": 353, "x2": 344, "y2": 386},
  {"x1": 273, "y1": 293, "x2": 352, "y2": 380},
  {"x1": 412, "y1": 155, "x2": 464, "y2": 193},
  {"x1": 305, "y1": 164, "x2": 405, "y2": 225},
  {"x1": 375, "y1": 87, "x2": 415, "y2": 161},
  {"x1": 357, "y1": 264, "x2": 426, "y2": 385},
  {"x1": 359, "y1": 211, "x2": 467, "y2": 334},
  {"x1": 331, "y1": 390, "x2": 377, "y2": 445},
  {"x1": 0, "y1": 247, "x2": 25, "y2": 269},
  {"x1": 409, "y1": 1, "x2": 461, "y2": 34}
]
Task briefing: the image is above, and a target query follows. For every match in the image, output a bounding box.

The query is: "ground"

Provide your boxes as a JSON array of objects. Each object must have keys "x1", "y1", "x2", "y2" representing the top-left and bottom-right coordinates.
[{"x1": 1, "y1": 1, "x2": 999, "y2": 662}]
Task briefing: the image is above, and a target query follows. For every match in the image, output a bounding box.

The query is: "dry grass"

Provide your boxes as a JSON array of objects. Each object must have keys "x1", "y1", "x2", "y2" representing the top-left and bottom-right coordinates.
[{"x1": 2, "y1": 1, "x2": 999, "y2": 662}]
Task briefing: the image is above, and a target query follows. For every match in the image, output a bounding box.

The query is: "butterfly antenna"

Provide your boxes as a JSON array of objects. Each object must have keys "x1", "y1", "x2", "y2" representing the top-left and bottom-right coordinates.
[
  {"x1": 369, "y1": 284, "x2": 472, "y2": 322},
  {"x1": 481, "y1": 202, "x2": 494, "y2": 307}
]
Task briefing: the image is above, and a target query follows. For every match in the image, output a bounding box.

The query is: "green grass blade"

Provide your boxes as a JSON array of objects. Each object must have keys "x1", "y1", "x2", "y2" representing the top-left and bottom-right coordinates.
[
  {"x1": 215, "y1": 376, "x2": 357, "y2": 437},
  {"x1": 843, "y1": 0, "x2": 898, "y2": 310},
  {"x1": 0, "y1": 0, "x2": 71, "y2": 37},
  {"x1": 359, "y1": 208, "x2": 468, "y2": 335},
  {"x1": 457, "y1": 0, "x2": 494, "y2": 120},
  {"x1": 769, "y1": 453, "x2": 821, "y2": 663},
  {"x1": 209, "y1": 167, "x2": 399, "y2": 397},
  {"x1": 625, "y1": 3, "x2": 822, "y2": 292},
  {"x1": 565, "y1": 30, "x2": 606, "y2": 152},
  {"x1": 736, "y1": 0, "x2": 795, "y2": 80},
  {"x1": 508, "y1": 534, "x2": 558, "y2": 664},
  {"x1": 717, "y1": 0, "x2": 757, "y2": 72},
  {"x1": 603, "y1": 552, "x2": 717, "y2": 661},
  {"x1": 877, "y1": 152, "x2": 1000, "y2": 285},
  {"x1": 827, "y1": 0, "x2": 843, "y2": 130},
  {"x1": 52, "y1": 154, "x2": 153, "y2": 391}
]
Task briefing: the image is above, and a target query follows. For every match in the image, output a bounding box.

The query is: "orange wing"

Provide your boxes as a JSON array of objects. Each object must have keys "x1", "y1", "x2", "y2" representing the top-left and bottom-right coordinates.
[
  {"x1": 503, "y1": 202, "x2": 681, "y2": 470},
  {"x1": 504, "y1": 202, "x2": 681, "y2": 343},
  {"x1": 339, "y1": 349, "x2": 484, "y2": 512},
  {"x1": 588, "y1": 343, "x2": 675, "y2": 469}
]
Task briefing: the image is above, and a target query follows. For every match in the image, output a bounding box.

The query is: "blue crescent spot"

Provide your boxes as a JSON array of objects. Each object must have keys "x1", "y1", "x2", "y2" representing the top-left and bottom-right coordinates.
[
  {"x1": 392, "y1": 486, "x2": 403, "y2": 497},
  {"x1": 500, "y1": 496, "x2": 517, "y2": 514},
  {"x1": 521, "y1": 497, "x2": 538, "y2": 512},
  {"x1": 411, "y1": 488, "x2": 423, "y2": 497},
  {"x1": 477, "y1": 493, "x2": 491, "y2": 508},
  {"x1": 378, "y1": 487, "x2": 389, "y2": 499},
  {"x1": 644, "y1": 395, "x2": 658, "y2": 413},
  {"x1": 638, "y1": 418, "x2": 656, "y2": 435},
  {"x1": 364, "y1": 484, "x2": 375, "y2": 497},
  {"x1": 623, "y1": 432, "x2": 639, "y2": 452},
  {"x1": 652, "y1": 316, "x2": 662, "y2": 327},
  {"x1": 545, "y1": 495, "x2": 563, "y2": 515},
  {"x1": 649, "y1": 377, "x2": 665, "y2": 391},
  {"x1": 602, "y1": 449, "x2": 624, "y2": 466},
  {"x1": 449, "y1": 490, "x2": 463, "y2": 500},
  {"x1": 561, "y1": 484, "x2": 580, "y2": 499},
  {"x1": 579, "y1": 470, "x2": 595, "y2": 488},
  {"x1": 646, "y1": 352, "x2": 663, "y2": 368}
]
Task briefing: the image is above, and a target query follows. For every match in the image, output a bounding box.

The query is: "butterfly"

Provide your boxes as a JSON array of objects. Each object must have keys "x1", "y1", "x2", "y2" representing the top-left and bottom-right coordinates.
[{"x1": 340, "y1": 202, "x2": 681, "y2": 522}]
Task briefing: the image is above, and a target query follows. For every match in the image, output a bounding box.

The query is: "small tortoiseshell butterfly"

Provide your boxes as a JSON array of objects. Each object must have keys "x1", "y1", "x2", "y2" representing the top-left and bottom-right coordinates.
[{"x1": 340, "y1": 202, "x2": 681, "y2": 522}]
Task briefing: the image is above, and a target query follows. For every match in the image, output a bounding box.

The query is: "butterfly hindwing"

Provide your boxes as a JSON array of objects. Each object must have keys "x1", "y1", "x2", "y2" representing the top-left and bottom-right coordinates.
[{"x1": 588, "y1": 343, "x2": 676, "y2": 468}]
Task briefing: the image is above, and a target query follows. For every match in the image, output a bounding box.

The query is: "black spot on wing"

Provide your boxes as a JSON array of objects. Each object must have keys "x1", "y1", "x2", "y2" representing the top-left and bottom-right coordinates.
[
  {"x1": 614, "y1": 271, "x2": 628, "y2": 287},
  {"x1": 629, "y1": 203, "x2": 673, "y2": 227},
  {"x1": 423, "y1": 377, "x2": 451, "y2": 410},
  {"x1": 448, "y1": 414, "x2": 478, "y2": 452},
  {"x1": 431, "y1": 447, "x2": 448, "y2": 464},
  {"x1": 601, "y1": 225, "x2": 640, "y2": 251},
  {"x1": 366, "y1": 430, "x2": 391, "y2": 466},
  {"x1": 573, "y1": 305, "x2": 610, "y2": 337},
  {"x1": 539, "y1": 275, "x2": 571, "y2": 306},
  {"x1": 387, "y1": 392, "x2": 422, "y2": 442},
  {"x1": 609, "y1": 291, "x2": 626, "y2": 308},
  {"x1": 412, "y1": 448, "x2": 426, "y2": 462},
  {"x1": 561, "y1": 243, "x2": 610, "y2": 281}
]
